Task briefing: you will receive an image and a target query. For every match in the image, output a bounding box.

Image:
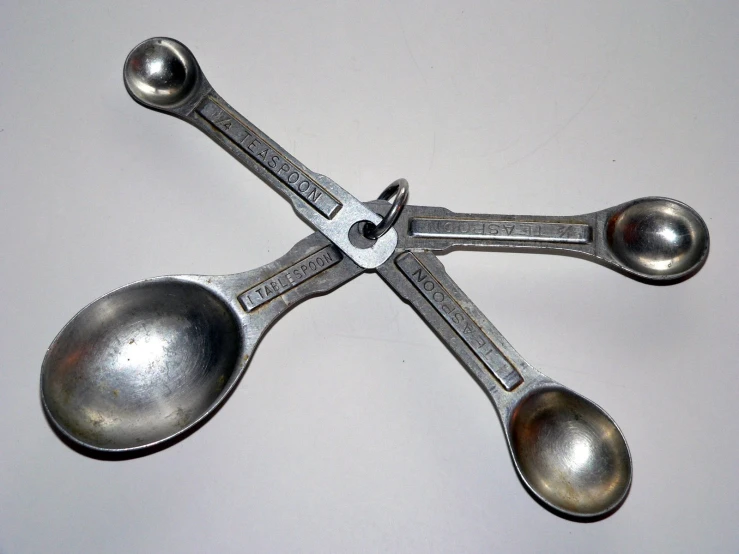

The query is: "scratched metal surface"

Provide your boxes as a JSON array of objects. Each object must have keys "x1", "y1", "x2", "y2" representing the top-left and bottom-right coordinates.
[{"x1": 0, "y1": 1, "x2": 737, "y2": 552}]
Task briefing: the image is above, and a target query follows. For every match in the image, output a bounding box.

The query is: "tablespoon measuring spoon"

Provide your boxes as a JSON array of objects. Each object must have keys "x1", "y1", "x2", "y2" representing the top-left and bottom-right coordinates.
[
  {"x1": 397, "y1": 197, "x2": 709, "y2": 283},
  {"x1": 42, "y1": 232, "x2": 364, "y2": 453}
]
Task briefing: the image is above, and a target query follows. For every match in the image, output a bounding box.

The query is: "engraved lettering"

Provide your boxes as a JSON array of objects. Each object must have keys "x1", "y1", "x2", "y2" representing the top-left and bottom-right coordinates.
[
  {"x1": 197, "y1": 99, "x2": 341, "y2": 218},
  {"x1": 395, "y1": 252, "x2": 524, "y2": 391},
  {"x1": 409, "y1": 218, "x2": 591, "y2": 244},
  {"x1": 215, "y1": 118, "x2": 233, "y2": 130},
  {"x1": 238, "y1": 246, "x2": 343, "y2": 311}
]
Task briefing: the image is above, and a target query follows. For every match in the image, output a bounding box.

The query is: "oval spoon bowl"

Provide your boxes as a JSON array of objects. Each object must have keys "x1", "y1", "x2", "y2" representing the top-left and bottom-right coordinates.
[
  {"x1": 41, "y1": 278, "x2": 243, "y2": 451},
  {"x1": 124, "y1": 37, "x2": 200, "y2": 108},
  {"x1": 605, "y1": 197, "x2": 709, "y2": 279},
  {"x1": 508, "y1": 386, "x2": 632, "y2": 518}
]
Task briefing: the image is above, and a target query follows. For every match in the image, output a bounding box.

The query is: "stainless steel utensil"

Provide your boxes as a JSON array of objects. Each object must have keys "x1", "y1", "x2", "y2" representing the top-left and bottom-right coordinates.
[
  {"x1": 42, "y1": 233, "x2": 362, "y2": 452},
  {"x1": 123, "y1": 37, "x2": 397, "y2": 270},
  {"x1": 396, "y1": 197, "x2": 709, "y2": 282}
]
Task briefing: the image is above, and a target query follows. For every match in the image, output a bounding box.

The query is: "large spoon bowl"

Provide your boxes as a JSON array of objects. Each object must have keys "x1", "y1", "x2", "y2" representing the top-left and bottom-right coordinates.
[
  {"x1": 41, "y1": 233, "x2": 363, "y2": 453},
  {"x1": 41, "y1": 278, "x2": 243, "y2": 451},
  {"x1": 508, "y1": 386, "x2": 631, "y2": 517}
]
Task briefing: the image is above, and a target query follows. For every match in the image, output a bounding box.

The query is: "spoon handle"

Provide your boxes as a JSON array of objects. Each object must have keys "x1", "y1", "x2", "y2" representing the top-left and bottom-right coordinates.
[
  {"x1": 396, "y1": 204, "x2": 598, "y2": 253},
  {"x1": 376, "y1": 250, "x2": 539, "y2": 400},
  {"x1": 394, "y1": 197, "x2": 709, "y2": 283},
  {"x1": 216, "y1": 233, "x2": 367, "y2": 357}
]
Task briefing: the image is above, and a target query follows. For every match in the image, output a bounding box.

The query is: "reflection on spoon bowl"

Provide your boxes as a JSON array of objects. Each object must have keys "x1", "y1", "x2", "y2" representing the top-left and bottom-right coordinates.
[
  {"x1": 508, "y1": 386, "x2": 632, "y2": 518},
  {"x1": 123, "y1": 37, "x2": 200, "y2": 109},
  {"x1": 605, "y1": 198, "x2": 709, "y2": 279},
  {"x1": 41, "y1": 278, "x2": 243, "y2": 451}
]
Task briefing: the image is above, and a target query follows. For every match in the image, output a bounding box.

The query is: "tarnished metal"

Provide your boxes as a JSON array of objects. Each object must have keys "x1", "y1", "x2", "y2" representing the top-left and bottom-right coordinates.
[
  {"x1": 376, "y1": 249, "x2": 631, "y2": 518},
  {"x1": 395, "y1": 197, "x2": 709, "y2": 282},
  {"x1": 40, "y1": 37, "x2": 713, "y2": 522},
  {"x1": 42, "y1": 233, "x2": 363, "y2": 452},
  {"x1": 123, "y1": 37, "x2": 398, "y2": 269}
]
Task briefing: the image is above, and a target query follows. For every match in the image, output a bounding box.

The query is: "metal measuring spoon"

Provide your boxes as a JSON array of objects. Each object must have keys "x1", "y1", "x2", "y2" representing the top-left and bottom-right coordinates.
[
  {"x1": 376, "y1": 249, "x2": 632, "y2": 519},
  {"x1": 122, "y1": 37, "x2": 397, "y2": 270},
  {"x1": 41, "y1": 233, "x2": 364, "y2": 452},
  {"x1": 396, "y1": 197, "x2": 709, "y2": 283}
]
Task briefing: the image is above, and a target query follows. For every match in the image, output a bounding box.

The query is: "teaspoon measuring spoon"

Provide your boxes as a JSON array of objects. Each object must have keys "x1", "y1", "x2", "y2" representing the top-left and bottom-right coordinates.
[
  {"x1": 123, "y1": 37, "x2": 397, "y2": 269},
  {"x1": 375, "y1": 247, "x2": 631, "y2": 519},
  {"x1": 397, "y1": 197, "x2": 709, "y2": 283}
]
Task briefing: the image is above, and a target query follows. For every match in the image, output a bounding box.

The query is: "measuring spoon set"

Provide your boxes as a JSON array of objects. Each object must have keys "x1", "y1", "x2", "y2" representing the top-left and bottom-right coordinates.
[{"x1": 41, "y1": 38, "x2": 710, "y2": 520}]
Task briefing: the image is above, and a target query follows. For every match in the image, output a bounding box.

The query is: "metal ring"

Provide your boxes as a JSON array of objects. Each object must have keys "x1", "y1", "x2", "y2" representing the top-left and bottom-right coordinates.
[{"x1": 363, "y1": 178, "x2": 410, "y2": 240}]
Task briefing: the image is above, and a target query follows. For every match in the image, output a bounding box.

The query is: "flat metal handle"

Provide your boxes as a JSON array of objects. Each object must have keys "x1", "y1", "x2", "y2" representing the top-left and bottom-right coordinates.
[
  {"x1": 377, "y1": 250, "x2": 530, "y2": 395},
  {"x1": 396, "y1": 204, "x2": 596, "y2": 254}
]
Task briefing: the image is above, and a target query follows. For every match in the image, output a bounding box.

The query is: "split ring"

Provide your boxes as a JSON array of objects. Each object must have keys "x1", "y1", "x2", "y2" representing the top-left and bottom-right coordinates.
[{"x1": 362, "y1": 178, "x2": 410, "y2": 240}]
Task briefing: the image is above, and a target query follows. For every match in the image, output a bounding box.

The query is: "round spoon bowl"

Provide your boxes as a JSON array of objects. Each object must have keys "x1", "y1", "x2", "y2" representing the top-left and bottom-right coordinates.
[
  {"x1": 41, "y1": 279, "x2": 243, "y2": 451},
  {"x1": 606, "y1": 198, "x2": 709, "y2": 278},
  {"x1": 509, "y1": 386, "x2": 631, "y2": 517},
  {"x1": 124, "y1": 37, "x2": 199, "y2": 108}
]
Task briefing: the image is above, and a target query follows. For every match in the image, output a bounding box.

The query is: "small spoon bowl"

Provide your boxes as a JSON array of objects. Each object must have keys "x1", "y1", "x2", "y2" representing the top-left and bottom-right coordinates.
[
  {"x1": 41, "y1": 278, "x2": 243, "y2": 451},
  {"x1": 605, "y1": 197, "x2": 709, "y2": 278},
  {"x1": 508, "y1": 386, "x2": 631, "y2": 517},
  {"x1": 123, "y1": 37, "x2": 200, "y2": 108}
]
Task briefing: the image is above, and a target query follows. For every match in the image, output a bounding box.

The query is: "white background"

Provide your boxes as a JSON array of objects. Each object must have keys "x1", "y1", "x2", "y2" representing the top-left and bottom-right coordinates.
[{"x1": 1, "y1": 1, "x2": 737, "y2": 552}]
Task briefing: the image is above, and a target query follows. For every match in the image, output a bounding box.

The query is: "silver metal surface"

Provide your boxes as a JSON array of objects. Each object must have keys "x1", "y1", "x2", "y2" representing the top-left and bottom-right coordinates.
[
  {"x1": 40, "y1": 38, "x2": 713, "y2": 521},
  {"x1": 42, "y1": 233, "x2": 363, "y2": 452},
  {"x1": 42, "y1": 202, "x2": 634, "y2": 518},
  {"x1": 376, "y1": 250, "x2": 631, "y2": 518},
  {"x1": 123, "y1": 37, "x2": 398, "y2": 269},
  {"x1": 397, "y1": 197, "x2": 709, "y2": 282},
  {"x1": 363, "y1": 179, "x2": 409, "y2": 240}
]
